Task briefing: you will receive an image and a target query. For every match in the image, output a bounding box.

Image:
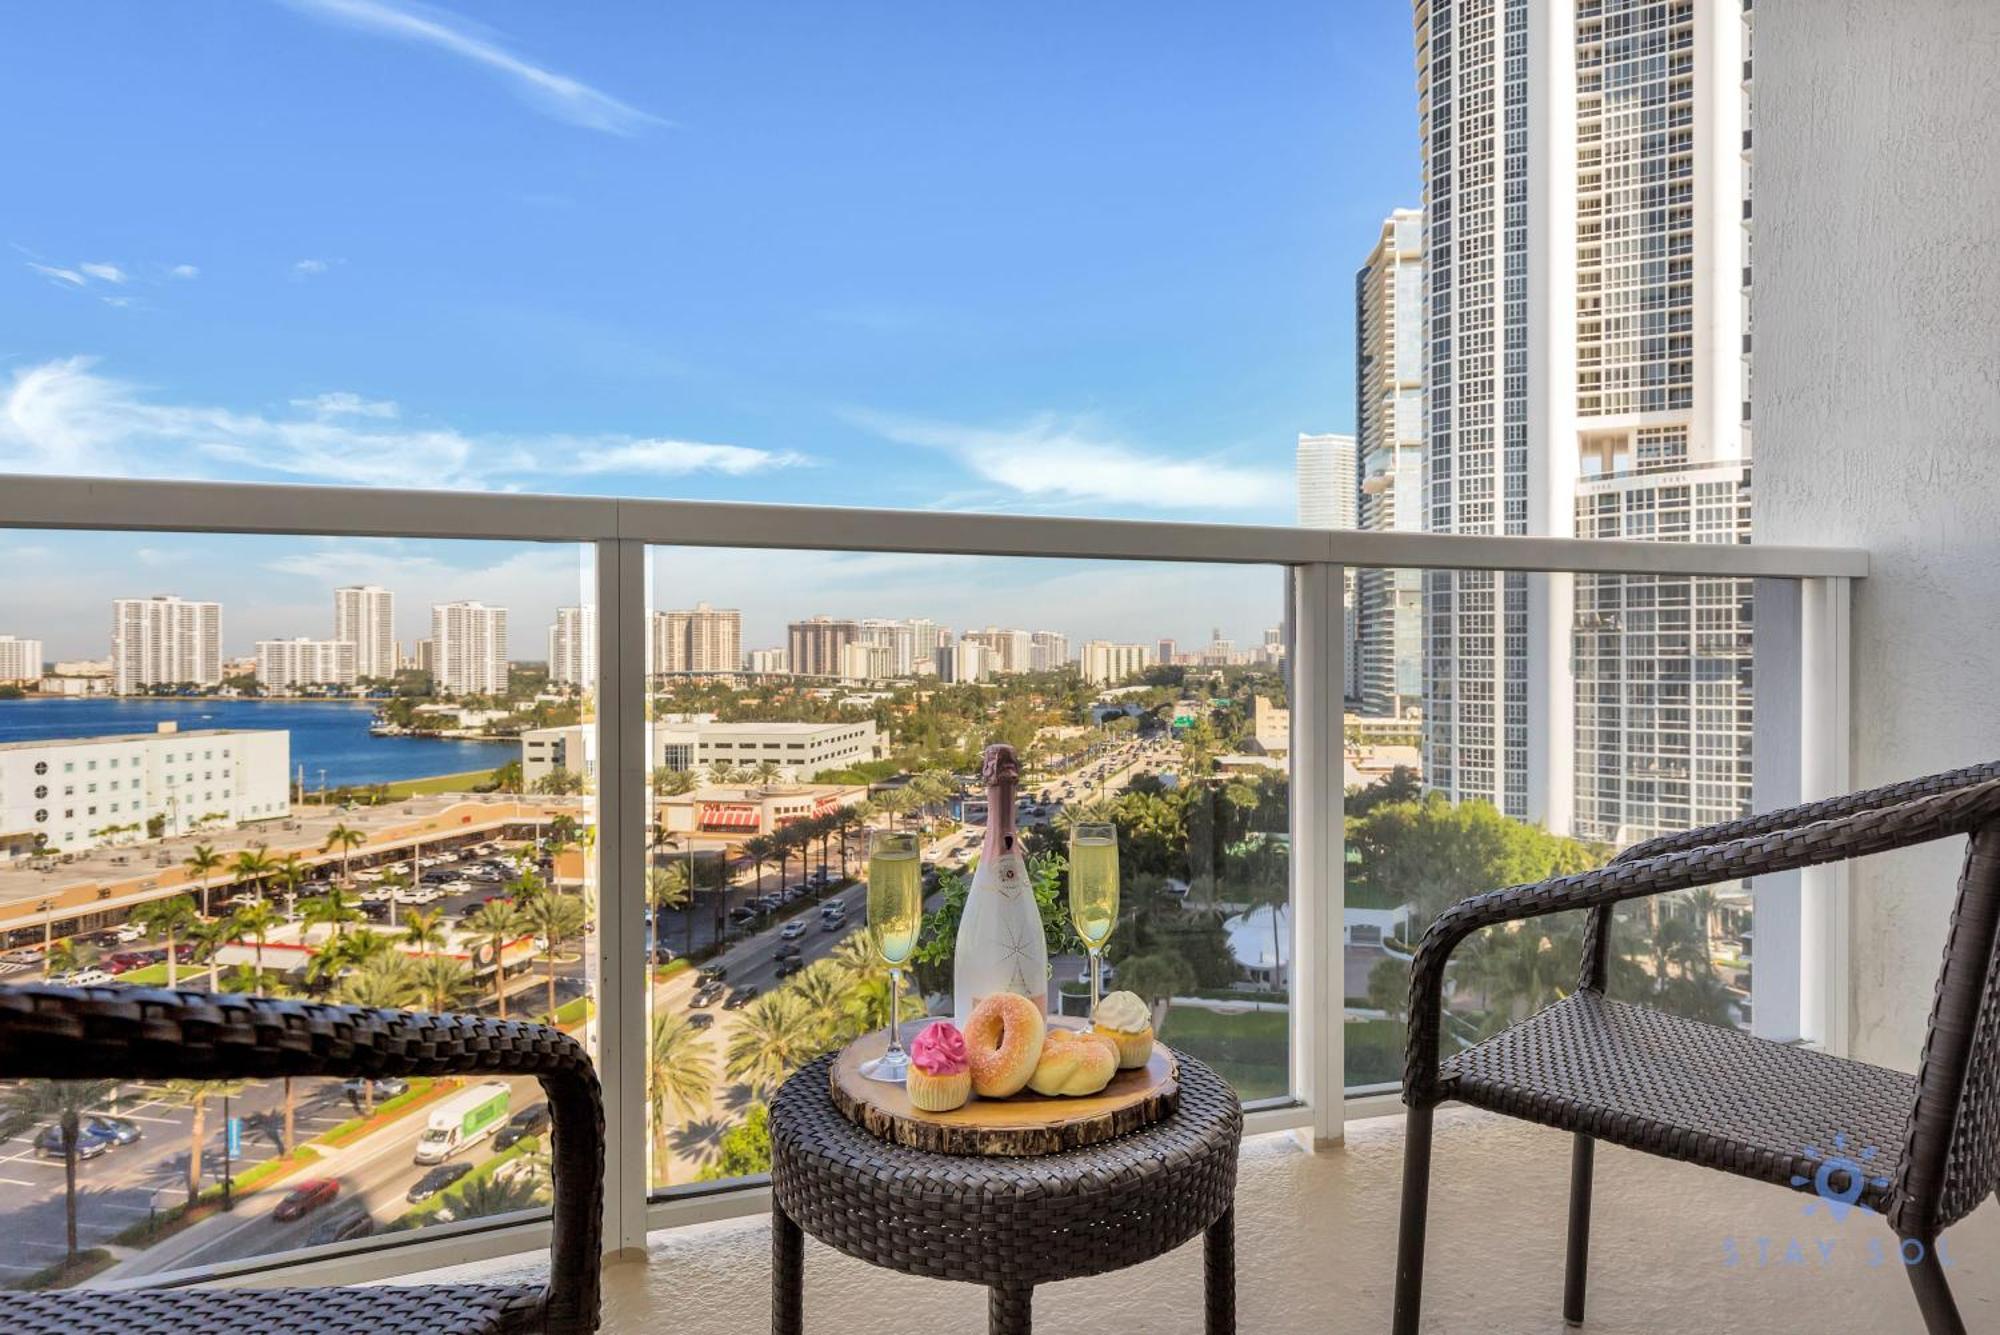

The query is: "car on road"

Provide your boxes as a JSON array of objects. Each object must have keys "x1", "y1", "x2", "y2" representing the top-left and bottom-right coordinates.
[
  {"x1": 494, "y1": 1103, "x2": 550, "y2": 1150},
  {"x1": 773, "y1": 958, "x2": 804, "y2": 980},
  {"x1": 696, "y1": 964, "x2": 727, "y2": 983},
  {"x1": 343, "y1": 1076, "x2": 411, "y2": 1103},
  {"x1": 85, "y1": 1114, "x2": 142, "y2": 1147},
  {"x1": 724, "y1": 986, "x2": 758, "y2": 1010},
  {"x1": 820, "y1": 913, "x2": 846, "y2": 933},
  {"x1": 273, "y1": 1177, "x2": 342, "y2": 1221},
  {"x1": 685, "y1": 1011, "x2": 714, "y2": 1030},
  {"x1": 35, "y1": 1122, "x2": 116, "y2": 1159},
  {"x1": 407, "y1": 1160, "x2": 474, "y2": 1203},
  {"x1": 689, "y1": 986, "x2": 722, "y2": 1009},
  {"x1": 306, "y1": 1204, "x2": 376, "y2": 1245},
  {"x1": 779, "y1": 921, "x2": 807, "y2": 941},
  {"x1": 727, "y1": 906, "x2": 758, "y2": 925}
]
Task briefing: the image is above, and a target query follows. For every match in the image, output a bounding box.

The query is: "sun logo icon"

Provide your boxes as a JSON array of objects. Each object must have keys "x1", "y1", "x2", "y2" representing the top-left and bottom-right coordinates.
[{"x1": 1791, "y1": 1133, "x2": 1892, "y2": 1223}]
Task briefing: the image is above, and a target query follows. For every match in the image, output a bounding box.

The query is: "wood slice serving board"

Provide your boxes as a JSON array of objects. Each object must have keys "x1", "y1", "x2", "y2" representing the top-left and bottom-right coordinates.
[{"x1": 830, "y1": 1017, "x2": 1178, "y2": 1157}]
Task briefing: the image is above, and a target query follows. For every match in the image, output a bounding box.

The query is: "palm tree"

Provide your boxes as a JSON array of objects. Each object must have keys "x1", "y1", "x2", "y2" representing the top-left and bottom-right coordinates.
[
  {"x1": 229, "y1": 902, "x2": 278, "y2": 993},
  {"x1": 186, "y1": 914, "x2": 236, "y2": 992},
  {"x1": 181, "y1": 842, "x2": 226, "y2": 917},
  {"x1": 400, "y1": 906, "x2": 448, "y2": 955},
  {"x1": 750, "y1": 758, "x2": 783, "y2": 787},
  {"x1": 321, "y1": 822, "x2": 366, "y2": 884},
  {"x1": 786, "y1": 959, "x2": 852, "y2": 1045},
  {"x1": 339, "y1": 956, "x2": 420, "y2": 1007},
  {"x1": 301, "y1": 885, "x2": 362, "y2": 943},
  {"x1": 832, "y1": 803, "x2": 867, "y2": 878},
  {"x1": 165, "y1": 1077, "x2": 244, "y2": 1205},
  {"x1": 0, "y1": 1078, "x2": 117, "y2": 1266},
  {"x1": 436, "y1": 1170, "x2": 548, "y2": 1223},
  {"x1": 647, "y1": 1011, "x2": 715, "y2": 1188},
  {"x1": 271, "y1": 852, "x2": 310, "y2": 917},
  {"x1": 645, "y1": 865, "x2": 689, "y2": 970},
  {"x1": 876, "y1": 786, "x2": 917, "y2": 832},
  {"x1": 129, "y1": 895, "x2": 198, "y2": 987},
  {"x1": 523, "y1": 892, "x2": 588, "y2": 1021},
  {"x1": 724, "y1": 991, "x2": 822, "y2": 1097},
  {"x1": 46, "y1": 935, "x2": 92, "y2": 978},
  {"x1": 464, "y1": 900, "x2": 529, "y2": 1019},
  {"x1": 741, "y1": 833, "x2": 776, "y2": 904},
  {"x1": 411, "y1": 955, "x2": 477, "y2": 1013},
  {"x1": 229, "y1": 845, "x2": 278, "y2": 905}
]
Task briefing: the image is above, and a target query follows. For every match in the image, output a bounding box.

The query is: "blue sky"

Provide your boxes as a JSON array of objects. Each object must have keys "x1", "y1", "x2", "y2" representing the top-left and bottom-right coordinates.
[{"x1": 1, "y1": 0, "x2": 1418, "y2": 658}]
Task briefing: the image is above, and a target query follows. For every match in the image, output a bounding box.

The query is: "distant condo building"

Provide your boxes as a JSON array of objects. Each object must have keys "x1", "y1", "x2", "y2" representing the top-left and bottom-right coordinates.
[
  {"x1": 548, "y1": 605, "x2": 596, "y2": 689},
  {"x1": 1356, "y1": 208, "x2": 1426, "y2": 718},
  {"x1": 858, "y1": 619, "x2": 917, "y2": 677},
  {"x1": 651, "y1": 603, "x2": 742, "y2": 677},
  {"x1": 935, "y1": 639, "x2": 990, "y2": 685},
  {"x1": 839, "y1": 640, "x2": 894, "y2": 681},
  {"x1": 255, "y1": 637, "x2": 357, "y2": 690},
  {"x1": 787, "y1": 617, "x2": 859, "y2": 678},
  {"x1": 332, "y1": 584, "x2": 396, "y2": 681},
  {"x1": 0, "y1": 723, "x2": 288, "y2": 861},
  {"x1": 1296, "y1": 433, "x2": 1362, "y2": 700},
  {"x1": 1029, "y1": 630, "x2": 1070, "y2": 673},
  {"x1": 1413, "y1": 0, "x2": 1753, "y2": 839},
  {"x1": 523, "y1": 717, "x2": 880, "y2": 788},
  {"x1": 746, "y1": 647, "x2": 787, "y2": 675},
  {"x1": 112, "y1": 595, "x2": 222, "y2": 694},
  {"x1": 964, "y1": 627, "x2": 1033, "y2": 675},
  {"x1": 1156, "y1": 638, "x2": 1177, "y2": 667},
  {"x1": 0, "y1": 636, "x2": 43, "y2": 684},
  {"x1": 430, "y1": 601, "x2": 509, "y2": 696},
  {"x1": 1080, "y1": 640, "x2": 1153, "y2": 686}
]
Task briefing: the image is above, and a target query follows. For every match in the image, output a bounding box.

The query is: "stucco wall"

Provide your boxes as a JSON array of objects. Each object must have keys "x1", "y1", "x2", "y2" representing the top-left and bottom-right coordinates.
[{"x1": 1754, "y1": 1, "x2": 2000, "y2": 1067}]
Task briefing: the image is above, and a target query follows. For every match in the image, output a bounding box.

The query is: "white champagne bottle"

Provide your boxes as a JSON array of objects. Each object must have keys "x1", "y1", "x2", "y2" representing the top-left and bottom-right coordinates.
[{"x1": 951, "y1": 743, "x2": 1049, "y2": 1026}]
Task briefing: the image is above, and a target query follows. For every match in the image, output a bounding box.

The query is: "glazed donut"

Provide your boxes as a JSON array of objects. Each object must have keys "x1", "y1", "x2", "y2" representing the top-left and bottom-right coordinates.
[
  {"x1": 1027, "y1": 1028, "x2": 1119, "y2": 1097},
  {"x1": 964, "y1": 992, "x2": 1047, "y2": 1098}
]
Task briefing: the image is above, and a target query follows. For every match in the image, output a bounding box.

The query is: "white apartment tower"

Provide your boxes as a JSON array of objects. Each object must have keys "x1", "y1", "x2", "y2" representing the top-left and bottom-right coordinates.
[
  {"x1": 430, "y1": 601, "x2": 509, "y2": 696},
  {"x1": 256, "y1": 638, "x2": 357, "y2": 690},
  {"x1": 332, "y1": 585, "x2": 396, "y2": 681},
  {"x1": 1079, "y1": 641, "x2": 1154, "y2": 686},
  {"x1": 1355, "y1": 208, "x2": 1427, "y2": 718},
  {"x1": 0, "y1": 636, "x2": 43, "y2": 684},
  {"x1": 112, "y1": 596, "x2": 222, "y2": 694},
  {"x1": 1412, "y1": 0, "x2": 1750, "y2": 840},
  {"x1": 548, "y1": 605, "x2": 596, "y2": 689},
  {"x1": 1029, "y1": 630, "x2": 1070, "y2": 673}
]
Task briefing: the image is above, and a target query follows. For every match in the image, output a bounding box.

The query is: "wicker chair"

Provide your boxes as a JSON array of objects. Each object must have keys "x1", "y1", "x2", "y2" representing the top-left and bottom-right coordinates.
[
  {"x1": 1393, "y1": 763, "x2": 2000, "y2": 1335},
  {"x1": 0, "y1": 986, "x2": 602, "y2": 1334}
]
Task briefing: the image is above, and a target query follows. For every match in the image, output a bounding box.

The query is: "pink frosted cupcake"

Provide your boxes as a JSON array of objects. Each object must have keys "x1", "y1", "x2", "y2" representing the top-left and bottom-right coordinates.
[{"x1": 907, "y1": 1021, "x2": 972, "y2": 1112}]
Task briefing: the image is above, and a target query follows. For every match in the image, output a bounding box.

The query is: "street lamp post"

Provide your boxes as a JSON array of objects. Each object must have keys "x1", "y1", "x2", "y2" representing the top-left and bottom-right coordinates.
[{"x1": 221, "y1": 1092, "x2": 234, "y2": 1211}]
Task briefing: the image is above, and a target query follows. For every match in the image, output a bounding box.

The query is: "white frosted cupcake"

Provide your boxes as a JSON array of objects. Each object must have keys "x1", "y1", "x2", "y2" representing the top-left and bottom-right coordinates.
[{"x1": 1092, "y1": 990, "x2": 1155, "y2": 1069}]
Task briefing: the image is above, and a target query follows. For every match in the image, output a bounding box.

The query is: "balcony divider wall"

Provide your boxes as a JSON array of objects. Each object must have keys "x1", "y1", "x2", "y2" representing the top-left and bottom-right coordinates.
[{"x1": 0, "y1": 475, "x2": 1865, "y2": 1290}]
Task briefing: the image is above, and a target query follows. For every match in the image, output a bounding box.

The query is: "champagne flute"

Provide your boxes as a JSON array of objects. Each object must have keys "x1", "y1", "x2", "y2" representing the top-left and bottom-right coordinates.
[
  {"x1": 1068, "y1": 823, "x2": 1119, "y2": 1019},
  {"x1": 861, "y1": 830, "x2": 922, "y2": 1083}
]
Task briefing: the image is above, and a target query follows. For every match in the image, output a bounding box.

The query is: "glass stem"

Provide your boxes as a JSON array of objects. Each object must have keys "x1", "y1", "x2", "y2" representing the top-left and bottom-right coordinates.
[
  {"x1": 1088, "y1": 946, "x2": 1101, "y2": 1018},
  {"x1": 885, "y1": 968, "x2": 905, "y2": 1059}
]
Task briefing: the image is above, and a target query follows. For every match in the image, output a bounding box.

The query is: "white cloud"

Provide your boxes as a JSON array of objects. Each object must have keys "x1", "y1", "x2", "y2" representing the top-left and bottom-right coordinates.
[
  {"x1": 100, "y1": 295, "x2": 138, "y2": 310},
  {"x1": 285, "y1": 0, "x2": 664, "y2": 135},
  {"x1": 27, "y1": 263, "x2": 86, "y2": 287},
  {"x1": 292, "y1": 258, "x2": 331, "y2": 277},
  {"x1": 0, "y1": 356, "x2": 807, "y2": 491},
  {"x1": 170, "y1": 264, "x2": 200, "y2": 280},
  {"x1": 573, "y1": 439, "x2": 809, "y2": 477},
  {"x1": 79, "y1": 262, "x2": 127, "y2": 284},
  {"x1": 849, "y1": 409, "x2": 1292, "y2": 513},
  {"x1": 291, "y1": 391, "x2": 400, "y2": 419}
]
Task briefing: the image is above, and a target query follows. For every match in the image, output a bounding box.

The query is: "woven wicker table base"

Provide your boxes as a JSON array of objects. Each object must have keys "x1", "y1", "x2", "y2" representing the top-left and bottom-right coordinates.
[{"x1": 770, "y1": 1051, "x2": 1243, "y2": 1335}]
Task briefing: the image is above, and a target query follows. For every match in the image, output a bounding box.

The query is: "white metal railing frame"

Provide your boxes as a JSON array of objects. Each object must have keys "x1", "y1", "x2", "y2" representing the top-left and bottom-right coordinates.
[{"x1": 0, "y1": 473, "x2": 1865, "y2": 1288}]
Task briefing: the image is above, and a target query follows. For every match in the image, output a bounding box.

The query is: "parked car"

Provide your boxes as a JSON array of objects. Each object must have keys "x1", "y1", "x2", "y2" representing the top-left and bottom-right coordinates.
[
  {"x1": 696, "y1": 964, "x2": 727, "y2": 983},
  {"x1": 85, "y1": 1115, "x2": 142, "y2": 1147},
  {"x1": 727, "y1": 907, "x2": 758, "y2": 925},
  {"x1": 724, "y1": 986, "x2": 758, "y2": 1010},
  {"x1": 779, "y1": 921, "x2": 808, "y2": 941},
  {"x1": 407, "y1": 1161, "x2": 474, "y2": 1203},
  {"x1": 102, "y1": 952, "x2": 149, "y2": 974},
  {"x1": 273, "y1": 1177, "x2": 342, "y2": 1221},
  {"x1": 493, "y1": 1103, "x2": 551, "y2": 1151},
  {"x1": 1, "y1": 948, "x2": 41, "y2": 965},
  {"x1": 35, "y1": 1122, "x2": 116, "y2": 1159},
  {"x1": 342, "y1": 1076, "x2": 410, "y2": 1102},
  {"x1": 110, "y1": 923, "x2": 147, "y2": 943},
  {"x1": 689, "y1": 986, "x2": 721, "y2": 1009},
  {"x1": 54, "y1": 968, "x2": 113, "y2": 987},
  {"x1": 685, "y1": 1011, "x2": 714, "y2": 1030}
]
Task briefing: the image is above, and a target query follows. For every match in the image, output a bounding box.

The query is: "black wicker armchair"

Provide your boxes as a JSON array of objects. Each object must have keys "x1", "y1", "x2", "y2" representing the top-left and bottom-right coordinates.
[
  {"x1": 1393, "y1": 763, "x2": 2000, "y2": 1335},
  {"x1": 0, "y1": 986, "x2": 603, "y2": 1334}
]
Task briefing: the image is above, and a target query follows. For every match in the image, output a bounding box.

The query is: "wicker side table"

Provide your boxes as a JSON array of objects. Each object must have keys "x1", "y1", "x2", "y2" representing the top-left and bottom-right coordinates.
[{"x1": 769, "y1": 1051, "x2": 1242, "y2": 1335}]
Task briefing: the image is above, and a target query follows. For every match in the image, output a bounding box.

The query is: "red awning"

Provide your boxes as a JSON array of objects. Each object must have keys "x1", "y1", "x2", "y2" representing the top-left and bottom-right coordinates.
[{"x1": 698, "y1": 803, "x2": 760, "y2": 831}]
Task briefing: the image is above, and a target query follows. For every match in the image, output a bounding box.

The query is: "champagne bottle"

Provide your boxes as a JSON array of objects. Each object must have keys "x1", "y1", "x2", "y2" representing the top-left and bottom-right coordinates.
[{"x1": 951, "y1": 743, "x2": 1049, "y2": 1026}]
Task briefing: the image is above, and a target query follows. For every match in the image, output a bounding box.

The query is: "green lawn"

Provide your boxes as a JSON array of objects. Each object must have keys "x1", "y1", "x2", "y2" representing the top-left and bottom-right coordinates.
[
  {"x1": 1160, "y1": 1005, "x2": 1289, "y2": 1103},
  {"x1": 381, "y1": 769, "x2": 497, "y2": 798},
  {"x1": 1343, "y1": 1017, "x2": 1406, "y2": 1089}
]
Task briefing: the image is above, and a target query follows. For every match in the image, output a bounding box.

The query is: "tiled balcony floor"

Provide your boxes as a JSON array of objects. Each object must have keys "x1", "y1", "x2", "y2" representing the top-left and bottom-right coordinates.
[{"x1": 425, "y1": 1107, "x2": 1999, "y2": 1332}]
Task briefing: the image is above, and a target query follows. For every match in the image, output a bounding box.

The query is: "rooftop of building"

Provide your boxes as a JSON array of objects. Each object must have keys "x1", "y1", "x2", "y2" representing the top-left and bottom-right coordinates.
[{"x1": 0, "y1": 726, "x2": 282, "y2": 753}]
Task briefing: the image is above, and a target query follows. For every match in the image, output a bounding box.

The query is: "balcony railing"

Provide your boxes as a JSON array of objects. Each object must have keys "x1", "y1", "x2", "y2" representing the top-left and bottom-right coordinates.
[{"x1": 0, "y1": 473, "x2": 1866, "y2": 1290}]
